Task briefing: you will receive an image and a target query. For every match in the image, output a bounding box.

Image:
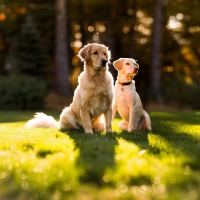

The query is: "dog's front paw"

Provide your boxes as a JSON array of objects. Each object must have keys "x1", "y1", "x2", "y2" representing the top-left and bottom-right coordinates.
[
  {"x1": 128, "y1": 128, "x2": 132, "y2": 132},
  {"x1": 85, "y1": 129, "x2": 93, "y2": 134},
  {"x1": 106, "y1": 128, "x2": 112, "y2": 133},
  {"x1": 128, "y1": 126, "x2": 136, "y2": 132}
]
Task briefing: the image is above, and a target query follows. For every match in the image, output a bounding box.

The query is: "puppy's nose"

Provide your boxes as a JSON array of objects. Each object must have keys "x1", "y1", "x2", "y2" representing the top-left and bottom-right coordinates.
[
  {"x1": 134, "y1": 67, "x2": 139, "y2": 73},
  {"x1": 101, "y1": 59, "x2": 107, "y2": 67}
]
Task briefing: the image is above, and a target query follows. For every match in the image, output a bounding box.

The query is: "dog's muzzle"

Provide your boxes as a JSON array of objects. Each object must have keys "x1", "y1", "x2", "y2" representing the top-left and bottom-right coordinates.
[
  {"x1": 101, "y1": 59, "x2": 108, "y2": 67},
  {"x1": 128, "y1": 68, "x2": 139, "y2": 75},
  {"x1": 134, "y1": 68, "x2": 139, "y2": 73}
]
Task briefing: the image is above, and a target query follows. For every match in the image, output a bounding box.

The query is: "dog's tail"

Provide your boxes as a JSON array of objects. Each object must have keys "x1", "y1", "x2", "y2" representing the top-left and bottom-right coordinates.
[
  {"x1": 25, "y1": 112, "x2": 59, "y2": 128},
  {"x1": 137, "y1": 111, "x2": 151, "y2": 131}
]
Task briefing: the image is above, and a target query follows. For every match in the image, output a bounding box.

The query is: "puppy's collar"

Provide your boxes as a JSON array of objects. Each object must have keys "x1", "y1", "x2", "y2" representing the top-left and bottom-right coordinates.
[{"x1": 118, "y1": 81, "x2": 132, "y2": 86}]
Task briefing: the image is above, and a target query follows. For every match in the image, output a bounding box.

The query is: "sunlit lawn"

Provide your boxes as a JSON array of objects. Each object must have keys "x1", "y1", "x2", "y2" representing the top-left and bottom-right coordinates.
[{"x1": 0, "y1": 110, "x2": 200, "y2": 200}]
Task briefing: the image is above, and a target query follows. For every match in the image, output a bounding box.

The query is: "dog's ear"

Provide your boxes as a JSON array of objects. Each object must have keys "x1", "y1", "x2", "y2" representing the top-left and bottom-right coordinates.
[
  {"x1": 104, "y1": 46, "x2": 111, "y2": 64},
  {"x1": 78, "y1": 44, "x2": 92, "y2": 62},
  {"x1": 113, "y1": 58, "x2": 123, "y2": 70}
]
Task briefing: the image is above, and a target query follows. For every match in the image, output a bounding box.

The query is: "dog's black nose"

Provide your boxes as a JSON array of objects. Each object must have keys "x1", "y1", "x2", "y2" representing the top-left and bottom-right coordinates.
[{"x1": 101, "y1": 59, "x2": 107, "y2": 67}]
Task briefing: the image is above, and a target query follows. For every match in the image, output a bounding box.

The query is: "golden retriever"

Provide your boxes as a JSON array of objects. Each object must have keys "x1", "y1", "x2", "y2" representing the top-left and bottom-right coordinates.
[
  {"x1": 26, "y1": 43, "x2": 114, "y2": 134},
  {"x1": 112, "y1": 58, "x2": 151, "y2": 131}
]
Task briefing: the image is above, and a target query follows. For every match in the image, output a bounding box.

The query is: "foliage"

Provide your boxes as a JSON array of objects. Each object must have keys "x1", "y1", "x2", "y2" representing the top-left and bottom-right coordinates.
[
  {"x1": 0, "y1": 75, "x2": 47, "y2": 110},
  {"x1": 11, "y1": 15, "x2": 49, "y2": 77},
  {"x1": 0, "y1": 0, "x2": 200, "y2": 106},
  {"x1": 0, "y1": 111, "x2": 200, "y2": 199},
  {"x1": 162, "y1": 75, "x2": 200, "y2": 109}
]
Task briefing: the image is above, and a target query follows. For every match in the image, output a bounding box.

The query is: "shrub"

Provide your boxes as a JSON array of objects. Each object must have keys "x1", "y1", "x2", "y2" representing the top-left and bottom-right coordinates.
[
  {"x1": 0, "y1": 75, "x2": 47, "y2": 110},
  {"x1": 162, "y1": 76, "x2": 200, "y2": 109},
  {"x1": 11, "y1": 16, "x2": 49, "y2": 77}
]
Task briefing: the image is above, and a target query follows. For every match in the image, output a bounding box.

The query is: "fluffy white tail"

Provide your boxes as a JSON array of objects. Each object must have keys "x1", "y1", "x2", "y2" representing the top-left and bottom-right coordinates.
[{"x1": 25, "y1": 112, "x2": 59, "y2": 128}]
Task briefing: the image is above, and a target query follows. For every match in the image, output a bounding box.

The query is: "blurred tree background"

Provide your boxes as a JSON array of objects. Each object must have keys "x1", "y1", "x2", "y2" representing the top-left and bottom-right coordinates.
[{"x1": 0, "y1": 0, "x2": 200, "y2": 110}]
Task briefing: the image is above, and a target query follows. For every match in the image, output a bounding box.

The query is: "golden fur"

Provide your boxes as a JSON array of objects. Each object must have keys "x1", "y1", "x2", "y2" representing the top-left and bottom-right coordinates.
[
  {"x1": 25, "y1": 43, "x2": 114, "y2": 134},
  {"x1": 113, "y1": 58, "x2": 151, "y2": 131}
]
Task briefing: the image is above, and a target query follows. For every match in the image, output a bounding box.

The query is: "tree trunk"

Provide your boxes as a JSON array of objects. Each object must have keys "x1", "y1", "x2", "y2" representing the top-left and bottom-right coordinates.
[
  {"x1": 55, "y1": 0, "x2": 71, "y2": 96},
  {"x1": 150, "y1": 0, "x2": 164, "y2": 107},
  {"x1": 106, "y1": 17, "x2": 118, "y2": 81},
  {"x1": 78, "y1": 0, "x2": 86, "y2": 45},
  {"x1": 129, "y1": 0, "x2": 137, "y2": 58},
  {"x1": 106, "y1": 0, "x2": 122, "y2": 81}
]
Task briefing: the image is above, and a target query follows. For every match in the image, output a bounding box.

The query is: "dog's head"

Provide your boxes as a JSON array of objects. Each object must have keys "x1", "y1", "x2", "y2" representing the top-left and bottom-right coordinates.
[
  {"x1": 78, "y1": 43, "x2": 111, "y2": 70},
  {"x1": 113, "y1": 58, "x2": 139, "y2": 76}
]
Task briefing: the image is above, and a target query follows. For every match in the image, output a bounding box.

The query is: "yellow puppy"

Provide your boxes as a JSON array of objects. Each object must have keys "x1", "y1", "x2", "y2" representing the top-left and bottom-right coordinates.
[
  {"x1": 113, "y1": 58, "x2": 151, "y2": 132},
  {"x1": 26, "y1": 43, "x2": 114, "y2": 134}
]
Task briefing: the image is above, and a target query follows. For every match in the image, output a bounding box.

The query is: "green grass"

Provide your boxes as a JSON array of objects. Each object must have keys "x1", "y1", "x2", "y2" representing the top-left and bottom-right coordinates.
[{"x1": 0, "y1": 110, "x2": 200, "y2": 200}]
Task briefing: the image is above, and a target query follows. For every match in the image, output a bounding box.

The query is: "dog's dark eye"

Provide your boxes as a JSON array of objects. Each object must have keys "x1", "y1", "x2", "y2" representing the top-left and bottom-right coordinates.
[
  {"x1": 103, "y1": 52, "x2": 107, "y2": 56},
  {"x1": 126, "y1": 63, "x2": 130, "y2": 65},
  {"x1": 93, "y1": 51, "x2": 98, "y2": 55}
]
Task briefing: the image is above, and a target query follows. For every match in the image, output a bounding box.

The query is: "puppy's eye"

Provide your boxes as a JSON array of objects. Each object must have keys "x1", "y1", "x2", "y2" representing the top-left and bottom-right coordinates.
[
  {"x1": 126, "y1": 63, "x2": 130, "y2": 65},
  {"x1": 93, "y1": 51, "x2": 98, "y2": 55},
  {"x1": 103, "y1": 52, "x2": 107, "y2": 56}
]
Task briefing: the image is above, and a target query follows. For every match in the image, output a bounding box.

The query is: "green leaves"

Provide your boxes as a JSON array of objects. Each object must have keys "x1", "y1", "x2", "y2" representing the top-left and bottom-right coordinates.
[{"x1": 0, "y1": 75, "x2": 47, "y2": 110}]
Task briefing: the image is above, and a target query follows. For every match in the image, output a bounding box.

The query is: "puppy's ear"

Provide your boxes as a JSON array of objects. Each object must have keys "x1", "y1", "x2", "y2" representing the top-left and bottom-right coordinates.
[
  {"x1": 78, "y1": 44, "x2": 92, "y2": 62},
  {"x1": 113, "y1": 58, "x2": 123, "y2": 70}
]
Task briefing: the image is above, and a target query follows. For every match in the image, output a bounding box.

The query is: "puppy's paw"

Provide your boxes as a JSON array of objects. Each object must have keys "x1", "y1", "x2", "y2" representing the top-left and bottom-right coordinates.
[
  {"x1": 128, "y1": 126, "x2": 136, "y2": 132},
  {"x1": 118, "y1": 121, "x2": 128, "y2": 130},
  {"x1": 132, "y1": 127, "x2": 136, "y2": 131},
  {"x1": 85, "y1": 129, "x2": 93, "y2": 134},
  {"x1": 106, "y1": 128, "x2": 112, "y2": 133},
  {"x1": 128, "y1": 128, "x2": 132, "y2": 132}
]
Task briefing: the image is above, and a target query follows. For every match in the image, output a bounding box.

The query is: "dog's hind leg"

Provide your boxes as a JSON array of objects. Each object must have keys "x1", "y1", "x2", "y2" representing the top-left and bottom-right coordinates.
[
  {"x1": 92, "y1": 115, "x2": 105, "y2": 132},
  {"x1": 59, "y1": 107, "x2": 80, "y2": 131},
  {"x1": 137, "y1": 111, "x2": 151, "y2": 131},
  {"x1": 118, "y1": 120, "x2": 129, "y2": 131}
]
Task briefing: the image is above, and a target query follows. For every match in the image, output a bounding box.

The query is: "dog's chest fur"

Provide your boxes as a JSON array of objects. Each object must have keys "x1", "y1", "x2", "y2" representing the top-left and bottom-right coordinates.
[
  {"x1": 115, "y1": 83, "x2": 135, "y2": 105},
  {"x1": 88, "y1": 75, "x2": 111, "y2": 117},
  {"x1": 89, "y1": 94, "x2": 108, "y2": 116},
  {"x1": 78, "y1": 71, "x2": 113, "y2": 118},
  {"x1": 114, "y1": 81, "x2": 143, "y2": 123},
  {"x1": 114, "y1": 82, "x2": 135, "y2": 121}
]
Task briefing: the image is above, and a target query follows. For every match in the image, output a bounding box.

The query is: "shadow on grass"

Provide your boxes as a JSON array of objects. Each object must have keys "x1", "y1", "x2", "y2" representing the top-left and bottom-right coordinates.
[
  {"x1": 116, "y1": 130, "x2": 161, "y2": 154},
  {"x1": 65, "y1": 129, "x2": 118, "y2": 186},
  {"x1": 62, "y1": 111, "x2": 200, "y2": 187},
  {"x1": 152, "y1": 119, "x2": 200, "y2": 170},
  {"x1": 113, "y1": 111, "x2": 200, "y2": 190},
  {"x1": 118, "y1": 111, "x2": 200, "y2": 169}
]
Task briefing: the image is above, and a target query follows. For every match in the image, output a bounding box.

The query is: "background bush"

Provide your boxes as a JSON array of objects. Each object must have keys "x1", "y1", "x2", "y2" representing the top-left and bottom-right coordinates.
[
  {"x1": 11, "y1": 16, "x2": 49, "y2": 77},
  {"x1": 162, "y1": 76, "x2": 200, "y2": 109},
  {"x1": 0, "y1": 75, "x2": 47, "y2": 110}
]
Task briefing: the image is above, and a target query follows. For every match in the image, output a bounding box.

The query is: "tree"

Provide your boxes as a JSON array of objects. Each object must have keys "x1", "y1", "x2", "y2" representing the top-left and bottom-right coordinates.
[
  {"x1": 12, "y1": 15, "x2": 49, "y2": 76},
  {"x1": 55, "y1": 0, "x2": 71, "y2": 96},
  {"x1": 150, "y1": 0, "x2": 164, "y2": 106},
  {"x1": 129, "y1": 0, "x2": 137, "y2": 58},
  {"x1": 78, "y1": 0, "x2": 86, "y2": 45}
]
